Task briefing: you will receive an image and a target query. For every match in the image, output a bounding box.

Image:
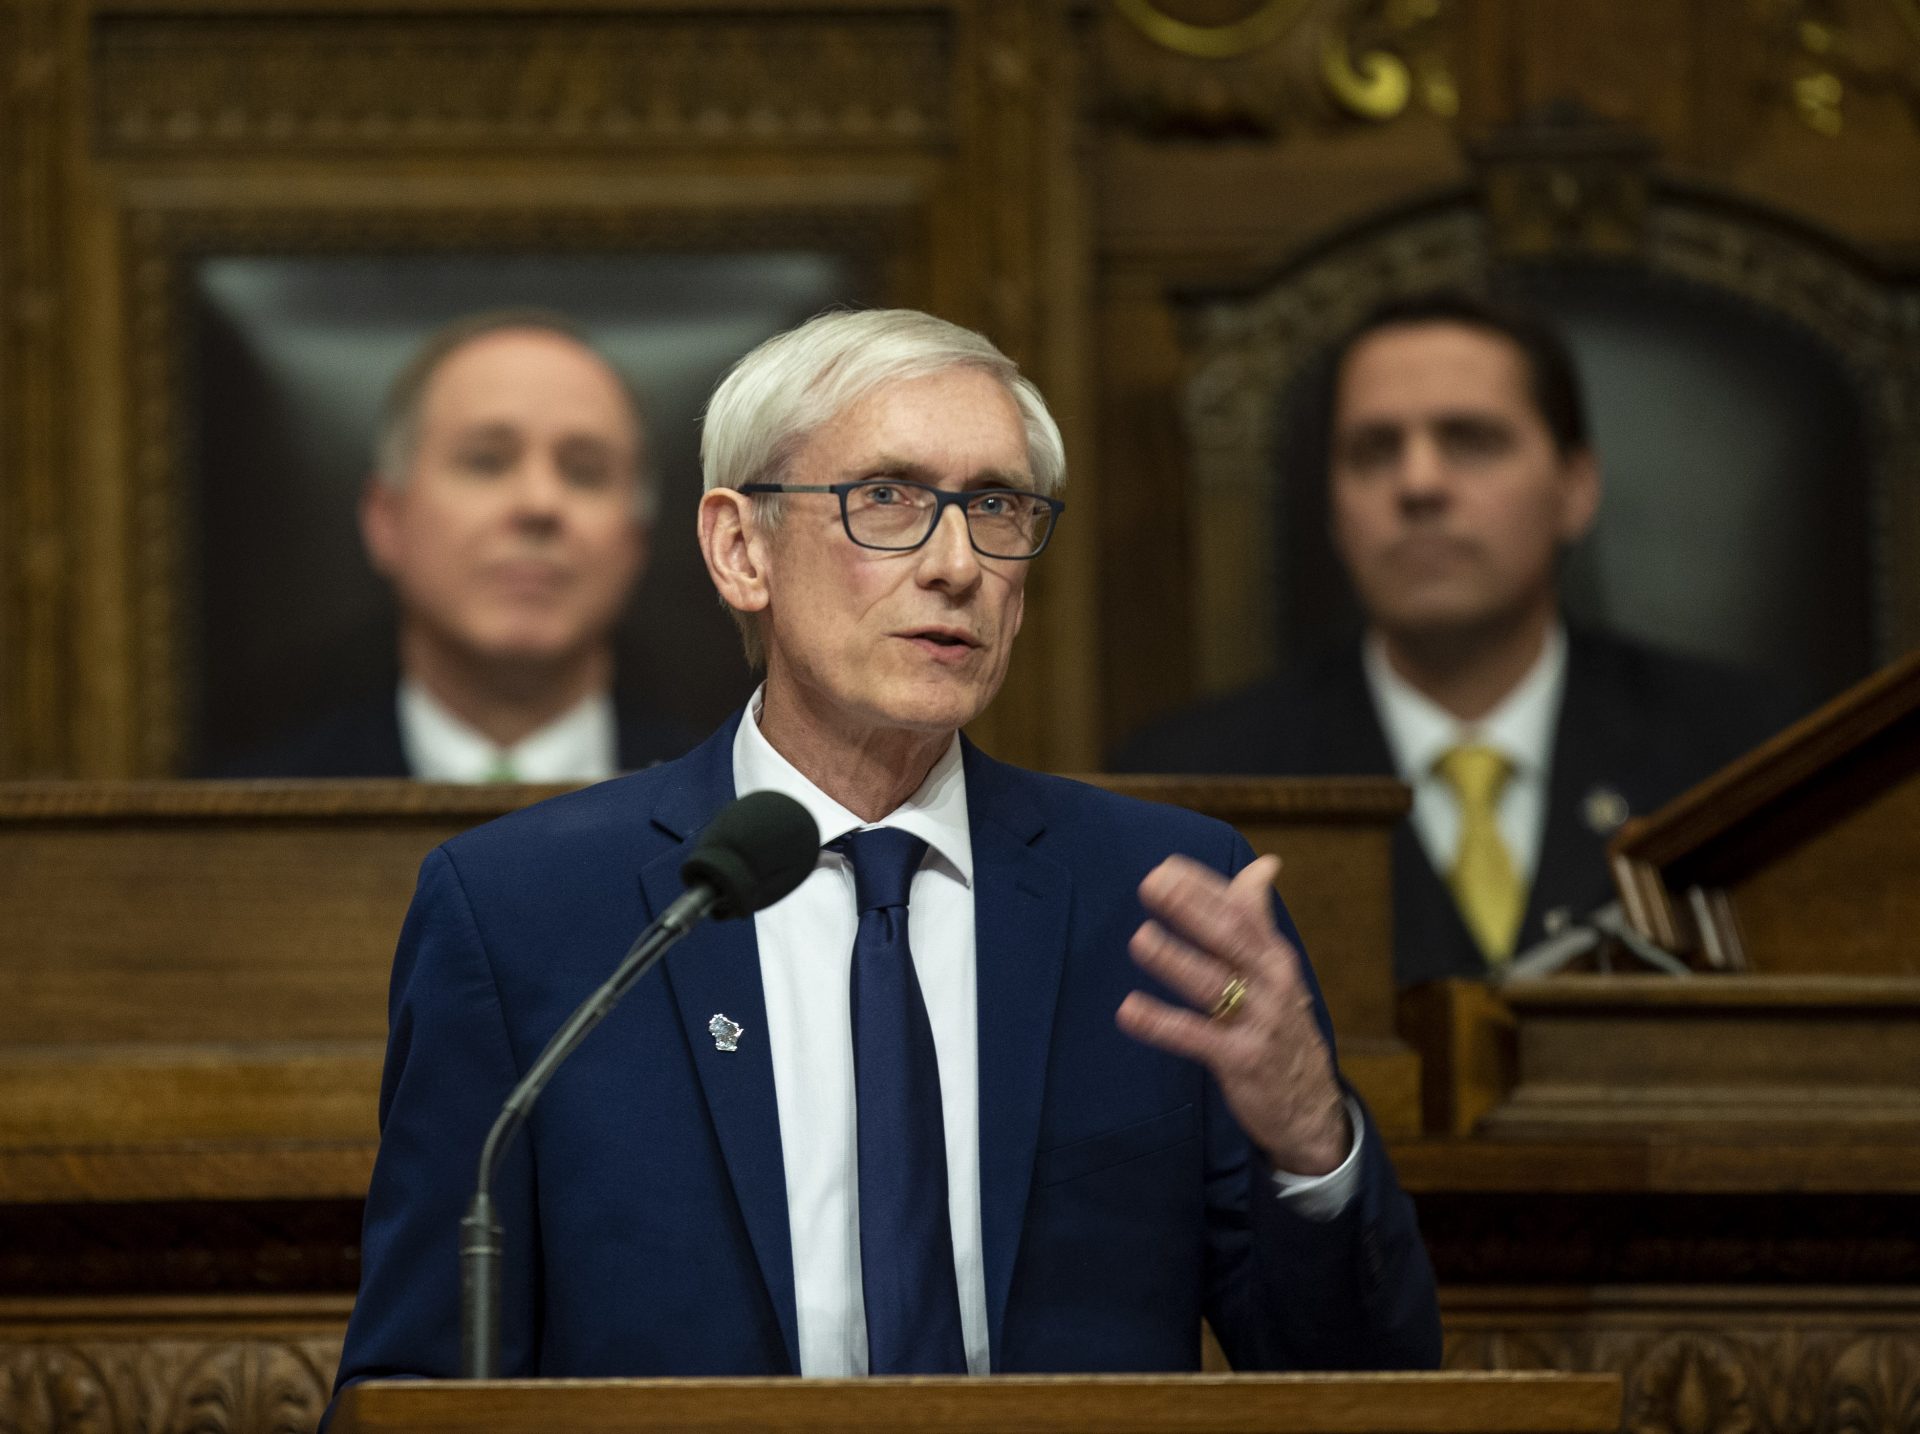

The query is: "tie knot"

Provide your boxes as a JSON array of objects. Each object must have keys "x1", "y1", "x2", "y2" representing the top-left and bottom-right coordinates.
[
  {"x1": 834, "y1": 827, "x2": 928, "y2": 914},
  {"x1": 1434, "y1": 744, "x2": 1512, "y2": 808}
]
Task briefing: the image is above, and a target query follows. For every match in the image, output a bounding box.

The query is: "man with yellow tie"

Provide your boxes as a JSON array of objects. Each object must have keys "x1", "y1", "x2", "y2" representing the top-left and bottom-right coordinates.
[{"x1": 1112, "y1": 292, "x2": 1806, "y2": 983}]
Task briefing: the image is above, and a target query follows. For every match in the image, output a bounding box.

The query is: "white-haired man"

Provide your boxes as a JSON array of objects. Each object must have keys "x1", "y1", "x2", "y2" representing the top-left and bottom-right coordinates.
[
  {"x1": 227, "y1": 310, "x2": 690, "y2": 781},
  {"x1": 331, "y1": 309, "x2": 1439, "y2": 1402}
]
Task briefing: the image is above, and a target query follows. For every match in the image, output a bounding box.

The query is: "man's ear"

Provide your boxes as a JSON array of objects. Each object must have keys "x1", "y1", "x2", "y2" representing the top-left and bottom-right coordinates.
[
  {"x1": 698, "y1": 488, "x2": 772, "y2": 617},
  {"x1": 359, "y1": 477, "x2": 403, "y2": 578},
  {"x1": 1556, "y1": 447, "x2": 1602, "y2": 544}
]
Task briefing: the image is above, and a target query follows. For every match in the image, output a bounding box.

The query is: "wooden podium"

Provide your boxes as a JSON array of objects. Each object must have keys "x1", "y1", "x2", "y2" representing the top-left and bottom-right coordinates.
[
  {"x1": 0, "y1": 774, "x2": 1412, "y2": 1434},
  {"x1": 329, "y1": 1373, "x2": 1622, "y2": 1434}
]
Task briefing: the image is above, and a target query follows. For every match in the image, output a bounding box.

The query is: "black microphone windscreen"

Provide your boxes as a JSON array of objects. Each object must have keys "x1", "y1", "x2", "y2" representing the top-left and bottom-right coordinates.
[{"x1": 680, "y1": 791, "x2": 821, "y2": 919}]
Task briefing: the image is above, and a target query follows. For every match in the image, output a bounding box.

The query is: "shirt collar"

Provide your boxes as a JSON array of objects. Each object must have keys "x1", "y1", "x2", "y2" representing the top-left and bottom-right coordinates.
[
  {"x1": 396, "y1": 679, "x2": 618, "y2": 784},
  {"x1": 732, "y1": 684, "x2": 973, "y2": 886},
  {"x1": 1361, "y1": 624, "x2": 1567, "y2": 782}
]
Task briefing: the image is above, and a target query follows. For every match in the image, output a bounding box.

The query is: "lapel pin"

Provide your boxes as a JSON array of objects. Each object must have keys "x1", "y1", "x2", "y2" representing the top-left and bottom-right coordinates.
[
  {"x1": 1582, "y1": 785, "x2": 1630, "y2": 837},
  {"x1": 708, "y1": 1013, "x2": 744, "y2": 1053}
]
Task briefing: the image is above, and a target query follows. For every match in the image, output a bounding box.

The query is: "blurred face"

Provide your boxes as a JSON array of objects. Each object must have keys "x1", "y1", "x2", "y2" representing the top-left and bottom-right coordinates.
[
  {"x1": 758, "y1": 367, "x2": 1032, "y2": 739},
  {"x1": 361, "y1": 329, "x2": 646, "y2": 671},
  {"x1": 1329, "y1": 322, "x2": 1598, "y2": 644}
]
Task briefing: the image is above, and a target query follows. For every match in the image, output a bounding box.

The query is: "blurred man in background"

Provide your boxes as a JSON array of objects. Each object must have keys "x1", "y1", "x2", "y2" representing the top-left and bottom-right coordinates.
[
  {"x1": 1113, "y1": 292, "x2": 1806, "y2": 985},
  {"x1": 226, "y1": 311, "x2": 691, "y2": 781}
]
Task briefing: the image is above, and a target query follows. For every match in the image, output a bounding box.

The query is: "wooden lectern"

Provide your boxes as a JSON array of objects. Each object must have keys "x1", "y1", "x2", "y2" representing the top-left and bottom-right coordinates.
[
  {"x1": 329, "y1": 1373, "x2": 1622, "y2": 1434},
  {"x1": 1474, "y1": 648, "x2": 1920, "y2": 1138}
]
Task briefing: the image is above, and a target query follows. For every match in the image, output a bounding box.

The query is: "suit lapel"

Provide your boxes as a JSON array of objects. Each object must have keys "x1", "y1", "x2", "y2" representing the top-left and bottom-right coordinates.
[
  {"x1": 962, "y1": 744, "x2": 1071, "y2": 1369},
  {"x1": 642, "y1": 717, "x2": 802, "y2": 1372},
  {"x1": 1523, "y1": 632, "x2": 1627, "y2": 942}
]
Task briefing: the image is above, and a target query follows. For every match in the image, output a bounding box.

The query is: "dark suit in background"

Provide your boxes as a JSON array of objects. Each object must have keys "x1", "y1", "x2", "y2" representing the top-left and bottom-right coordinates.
[
  {"x1": 331, "y1": 714, "x2": 1440, "y2": 1393},
  {"x1": 1111, "y1": 628, "x2": 1808, "y2": 986},
  {"x1": 215, "y1": 687, "x2": 694, "y2": 778}
]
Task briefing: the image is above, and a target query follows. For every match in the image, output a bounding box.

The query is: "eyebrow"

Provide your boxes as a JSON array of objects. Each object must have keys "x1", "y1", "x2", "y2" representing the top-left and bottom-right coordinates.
[{"x1": 845, "y1": 455, "x2": 1035, "y2": 489}]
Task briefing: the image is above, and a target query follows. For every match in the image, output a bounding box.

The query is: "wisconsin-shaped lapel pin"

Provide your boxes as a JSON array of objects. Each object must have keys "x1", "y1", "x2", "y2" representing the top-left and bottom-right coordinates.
[{"x1": 708, "y1": 1013, "x2": 744, "y2": 1053}]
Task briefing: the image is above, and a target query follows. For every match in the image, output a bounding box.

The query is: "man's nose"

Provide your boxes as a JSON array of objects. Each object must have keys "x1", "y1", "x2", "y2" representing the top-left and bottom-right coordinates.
[
  {"x1": 509, "y1": 455, "x2": 569, "y2": 522},
  {"x1": 1394, "y1": 433, "x2": 1450, "y2": 508},
  {"x1": 915, "y1": 502, "x2": 983, "y2": 588}
]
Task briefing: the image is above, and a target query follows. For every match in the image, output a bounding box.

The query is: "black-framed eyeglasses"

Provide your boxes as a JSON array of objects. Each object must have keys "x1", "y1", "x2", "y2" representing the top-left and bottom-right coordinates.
[{"x1": 738, "y1": 478, "x2": 1066, "y2": 560}]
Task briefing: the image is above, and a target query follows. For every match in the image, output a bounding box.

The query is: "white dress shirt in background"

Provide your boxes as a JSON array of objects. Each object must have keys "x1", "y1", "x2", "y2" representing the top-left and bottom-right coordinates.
[
  {"x1": 396, "y1": 680, "x2": 618, "y2": 784},
  {"x1": 733, "y1": 687, "x2": 1362, "y2": 1376},
  {"x1": 1361, "y1": 624, "x2": 1568, "y2": 883}
]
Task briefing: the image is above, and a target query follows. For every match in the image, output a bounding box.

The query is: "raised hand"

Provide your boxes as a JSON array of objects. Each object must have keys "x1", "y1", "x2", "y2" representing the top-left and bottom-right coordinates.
[{"x1": 1116, "y1": 854, "x2": 1350, "y2": 1175}]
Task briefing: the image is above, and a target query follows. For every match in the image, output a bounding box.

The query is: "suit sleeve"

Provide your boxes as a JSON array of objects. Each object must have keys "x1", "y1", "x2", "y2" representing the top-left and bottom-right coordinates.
[
  {"x1": 330, "y1": 846, "x2": 545, "y2": 1400},
  {"x1": 1200, "y1": 831, "x2": 1443, "y2": 1371}
]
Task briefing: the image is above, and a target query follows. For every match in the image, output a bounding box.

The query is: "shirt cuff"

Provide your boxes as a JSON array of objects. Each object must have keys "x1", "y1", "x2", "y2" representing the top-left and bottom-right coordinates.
[{"x1": 1267, "y1": 1095, "x2": 1365, "y2": 1221}]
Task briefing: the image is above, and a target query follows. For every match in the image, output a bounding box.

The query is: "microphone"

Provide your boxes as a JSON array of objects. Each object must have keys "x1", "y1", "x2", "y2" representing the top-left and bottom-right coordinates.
[{"x1": 459, "y1": 790, "x2": 819, "y2": 1378}]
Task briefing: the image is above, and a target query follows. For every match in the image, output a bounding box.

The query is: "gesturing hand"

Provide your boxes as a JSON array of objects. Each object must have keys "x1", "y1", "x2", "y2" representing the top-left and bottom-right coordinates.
[{"x1": 1116, "y1": 854, "x2": 1351, "y2": 1176}]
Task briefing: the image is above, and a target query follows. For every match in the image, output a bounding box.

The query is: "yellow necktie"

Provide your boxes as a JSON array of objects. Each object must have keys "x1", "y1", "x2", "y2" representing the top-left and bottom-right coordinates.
[{"x1": 1434, "y1": 744, "x2": 1524, "y2": 964}]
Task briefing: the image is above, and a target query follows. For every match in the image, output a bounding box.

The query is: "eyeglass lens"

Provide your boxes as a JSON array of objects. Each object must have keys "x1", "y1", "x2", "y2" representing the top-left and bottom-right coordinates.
[{"x1": 845, "y1": 481, "x2": 1052, "y2": 556}]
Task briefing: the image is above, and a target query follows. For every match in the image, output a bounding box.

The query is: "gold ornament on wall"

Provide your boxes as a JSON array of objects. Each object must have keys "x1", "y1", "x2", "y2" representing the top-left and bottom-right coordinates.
[
  {"x1": 1750, "y1": 0, "x2": 1920, "y2": 137},
  {"x1": 1104, "y1": 0, "x2": 1458, "y2": 137}
]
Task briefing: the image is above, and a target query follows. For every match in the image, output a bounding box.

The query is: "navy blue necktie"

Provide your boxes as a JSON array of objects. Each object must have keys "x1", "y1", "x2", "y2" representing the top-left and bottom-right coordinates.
[{"x1": 834, "y1": 827, "x2": 968, "y2": 1375}]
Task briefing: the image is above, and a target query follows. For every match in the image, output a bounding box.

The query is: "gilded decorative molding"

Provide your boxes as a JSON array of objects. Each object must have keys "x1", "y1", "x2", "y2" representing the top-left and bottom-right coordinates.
[
  {"x1": 93, "y1": 12, "x2": 953, "y2": 154},
  {"x1": 1750, "y1": 0, "x2": 1920, "y2": 137},
  {"x1": 1099, "y1": 0, "x2": 1457, "y2": 139},
  {"x1": 1114, "y1": 0, "x2": 1316, "y2": 60}
]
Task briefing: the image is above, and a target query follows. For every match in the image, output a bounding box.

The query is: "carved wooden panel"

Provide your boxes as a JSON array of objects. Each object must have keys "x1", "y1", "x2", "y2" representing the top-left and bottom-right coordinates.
[
  {"x1": 1444, "y1": 1291, "x2": 1920, "y2": 1434},
  {"x1": 0, "y1": 1295, "x2": 347, "y2": 1434},
  {"x1": 92, "y1": 11, "x2": 953, "y2": 156}
]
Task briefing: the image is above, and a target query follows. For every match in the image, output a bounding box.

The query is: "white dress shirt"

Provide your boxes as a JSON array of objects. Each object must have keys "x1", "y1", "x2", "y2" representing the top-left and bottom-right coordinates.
[
  {"x1": 1361, "y1": 625, "x2": 1568, "y2": 882},
  {"x1": 733, "y1": 693, "x2": 987, "y2": 1376},
  {"x1": 396, "y1": 680, "x2": 619, "y2": 784},
  {"x1": 733, "y1": 690, "x2": 1363, "y2": 1374}
]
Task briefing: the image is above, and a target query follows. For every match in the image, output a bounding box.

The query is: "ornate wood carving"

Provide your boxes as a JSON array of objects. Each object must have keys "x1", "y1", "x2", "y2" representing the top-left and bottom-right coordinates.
[
  {"x1": 1444, "y1": 1297, "x2": 1920, "y2": 1434},
  {"x1": 1098, "y1": 0, "x2": 1461, "y2": 140},
  {"x1": 92, "y1": 11, "x2": 954, "y2": 155},
  {"x1": 0, "y1": 1329, "x2": 343, "y2": 1434},
  {"x1": 1746, "y1": 0, "x2": 1920, "y2": 138}
]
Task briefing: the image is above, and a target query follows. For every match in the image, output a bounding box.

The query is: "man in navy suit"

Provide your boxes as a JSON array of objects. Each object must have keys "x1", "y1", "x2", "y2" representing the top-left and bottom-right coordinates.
[
  {"x1": 225, "y1": 311, "x2": 690, "y2": 781},
  {"x1": 1113, "y1": 293, "x2": 1806, "y2": 985},
  {"x1": 331, "y1": 309, "x2": 1440, "y2": 1398}
]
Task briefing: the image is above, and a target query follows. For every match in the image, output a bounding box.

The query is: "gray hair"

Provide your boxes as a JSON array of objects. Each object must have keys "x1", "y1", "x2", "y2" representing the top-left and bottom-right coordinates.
[
  {"x1": 700, "y1": 308, "x2": 1067, "y2": 665},
  {"x1": 374, "y1": 308, "x2": 657, "y2": 521}
]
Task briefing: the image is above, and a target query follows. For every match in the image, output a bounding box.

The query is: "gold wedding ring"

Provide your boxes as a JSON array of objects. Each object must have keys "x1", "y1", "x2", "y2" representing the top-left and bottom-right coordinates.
[{"x1": 1209, "y1": 975, "x2": 1249, "y2": 1023}]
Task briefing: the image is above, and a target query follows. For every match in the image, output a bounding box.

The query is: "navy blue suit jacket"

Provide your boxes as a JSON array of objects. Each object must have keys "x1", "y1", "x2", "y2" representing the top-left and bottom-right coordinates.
[{"x1": 332, "y1": 714, "x2": 1440, "y2": 1398}]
